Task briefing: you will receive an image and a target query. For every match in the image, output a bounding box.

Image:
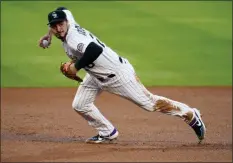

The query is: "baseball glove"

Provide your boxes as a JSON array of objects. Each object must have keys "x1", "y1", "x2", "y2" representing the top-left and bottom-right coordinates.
[{"x1": 60, "y1": 62, "x2": 83, "y2": 83}]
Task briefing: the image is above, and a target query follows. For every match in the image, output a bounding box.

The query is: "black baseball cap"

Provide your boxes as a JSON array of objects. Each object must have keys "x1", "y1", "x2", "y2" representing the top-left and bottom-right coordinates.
[
  {"x1": 56, "y1": 7, "x2": 67, "y2": 11},
  {"x1": 47, "y1": 10, "x2": 67, "y2": 26}
]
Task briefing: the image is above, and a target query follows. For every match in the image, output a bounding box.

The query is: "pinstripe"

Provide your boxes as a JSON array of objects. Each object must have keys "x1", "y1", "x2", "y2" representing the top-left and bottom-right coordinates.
[
  {"x1": 63, "y1": 11, "x2": 196, "y2": 137},
  {"x1": 72, "y1": 75, "x2": 114, "y2": 136},
  {"x1": 123, "y1": 81, "x2": 152, "y2": 109}
]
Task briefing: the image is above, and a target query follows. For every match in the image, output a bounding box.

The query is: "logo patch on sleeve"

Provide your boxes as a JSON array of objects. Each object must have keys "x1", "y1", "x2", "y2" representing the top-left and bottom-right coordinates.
[{"x1": 77, "y1": 43, "x2": 84, "y2": 53}]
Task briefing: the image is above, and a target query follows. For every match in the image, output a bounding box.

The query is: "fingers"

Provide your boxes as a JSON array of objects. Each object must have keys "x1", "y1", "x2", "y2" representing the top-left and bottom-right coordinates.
[
  {"x1": 38, "y1": 35, "x2": 51, "y2": 49},
  {"x1": 39, "y1": 40, "x2": 51, "y2": 49},
  {"x1": 38, "y1": 38, "x2": 44, "y2": 48}
]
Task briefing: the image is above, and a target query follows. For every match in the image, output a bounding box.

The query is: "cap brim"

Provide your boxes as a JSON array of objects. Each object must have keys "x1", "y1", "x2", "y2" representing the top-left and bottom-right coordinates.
[{"x1": 47, "y1": 19, "x2": 66, "y2": 25}]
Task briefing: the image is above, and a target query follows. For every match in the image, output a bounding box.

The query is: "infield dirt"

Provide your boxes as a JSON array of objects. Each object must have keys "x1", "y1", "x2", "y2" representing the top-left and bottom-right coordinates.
[{"x1": 1, "y1": 87, "x2": 232, "y2": 162}]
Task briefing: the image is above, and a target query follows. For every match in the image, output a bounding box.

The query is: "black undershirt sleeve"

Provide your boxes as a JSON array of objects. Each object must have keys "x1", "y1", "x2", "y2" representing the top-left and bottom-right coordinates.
[{"x1": 74, "y1": 42, "x2": 103, "y2": 71}]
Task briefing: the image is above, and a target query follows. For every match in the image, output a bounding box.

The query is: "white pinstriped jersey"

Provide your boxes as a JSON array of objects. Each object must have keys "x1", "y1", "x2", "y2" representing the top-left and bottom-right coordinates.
[
  {"x1": 62, "y1": 10, "x2": 125, "y2": 80},
  {"x1": 58, "y1": 10, "x2": 198, "y2": 139}
]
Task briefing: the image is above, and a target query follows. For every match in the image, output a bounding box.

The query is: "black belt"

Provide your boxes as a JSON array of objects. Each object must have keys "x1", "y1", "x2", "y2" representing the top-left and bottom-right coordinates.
[
  {"x1": 97, "y1": 74, "x2": 115, "y2": 82},
  {"x1": 97, "y1": 57, "x2": 124, "y2": 82}
]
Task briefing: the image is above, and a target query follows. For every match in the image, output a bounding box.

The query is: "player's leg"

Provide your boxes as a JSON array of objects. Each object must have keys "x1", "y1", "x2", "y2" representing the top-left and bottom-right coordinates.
[
  {"x1": 106, "y1": 73, "x2": 206, "y2": 143},
  {"x1": 72, "y1": 74, "x2": 118, "y2": 143}
]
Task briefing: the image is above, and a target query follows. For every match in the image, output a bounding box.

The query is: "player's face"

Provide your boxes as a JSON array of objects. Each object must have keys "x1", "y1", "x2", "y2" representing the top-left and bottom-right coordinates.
[{"x1": 50, "y1": 20, "x2": 68, "y2": 39}]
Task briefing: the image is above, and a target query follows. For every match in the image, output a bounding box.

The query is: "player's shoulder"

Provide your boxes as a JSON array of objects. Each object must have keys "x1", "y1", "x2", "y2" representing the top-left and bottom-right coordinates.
[
  {"x1": 65, "y1": 24, "x2": 91, "y2": 47},
  {"x1": 67, "y1": 24, "x2": 87, "y2": 39}
]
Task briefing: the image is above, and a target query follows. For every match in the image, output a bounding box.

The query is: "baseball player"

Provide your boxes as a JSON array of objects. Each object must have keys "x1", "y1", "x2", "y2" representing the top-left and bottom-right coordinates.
[{"x1": 39, "y1": 7, "x2": 206, "y2": 144}]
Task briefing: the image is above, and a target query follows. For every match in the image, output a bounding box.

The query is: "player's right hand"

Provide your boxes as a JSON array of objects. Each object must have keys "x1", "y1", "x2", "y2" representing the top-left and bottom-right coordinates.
[{"x1": 38, "y1": 34, "x2": 52, "y2": 49}]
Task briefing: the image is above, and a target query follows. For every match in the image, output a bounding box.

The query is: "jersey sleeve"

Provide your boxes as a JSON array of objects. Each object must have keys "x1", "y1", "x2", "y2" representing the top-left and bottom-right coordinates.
[
  {"x1": 63, "y1": 10, "x2": 79, "y2": 26},
  {"x1": 67, "y1": 31, "x2": 92, "y2": 54}
]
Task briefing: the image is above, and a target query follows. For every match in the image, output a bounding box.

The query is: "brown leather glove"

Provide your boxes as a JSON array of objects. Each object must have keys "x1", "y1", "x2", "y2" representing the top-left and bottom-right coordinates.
[{"x1": 60, "y1": 62, "x2": 83, "y2": 82}]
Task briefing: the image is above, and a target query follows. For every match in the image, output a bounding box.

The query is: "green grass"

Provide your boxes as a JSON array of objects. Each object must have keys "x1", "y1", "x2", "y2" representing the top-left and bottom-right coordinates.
[{"x1": 1, "y1": 1, "x2": 232, "y2": 87}]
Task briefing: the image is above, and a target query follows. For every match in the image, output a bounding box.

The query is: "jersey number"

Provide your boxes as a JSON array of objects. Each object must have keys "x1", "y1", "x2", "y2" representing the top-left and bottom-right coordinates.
[{"x1": 89, "y1": 33, "x2": 105, "y2": 48}]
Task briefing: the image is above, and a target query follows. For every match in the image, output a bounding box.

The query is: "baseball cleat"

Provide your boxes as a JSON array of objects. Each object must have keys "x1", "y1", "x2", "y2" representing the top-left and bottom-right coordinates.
[
  {"x1": 85, "y1": 128, "x2": 119, "y2": 144},
  {"x1": 189, "y1": 108, "x2": 206, "y2": 144}
]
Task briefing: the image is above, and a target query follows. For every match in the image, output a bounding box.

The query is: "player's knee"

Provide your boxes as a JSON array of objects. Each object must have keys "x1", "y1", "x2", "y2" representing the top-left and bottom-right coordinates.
[
  {"x1": 140, "y1": 96, "x2": 169, "y2": 112},
  {"x1": 141, "y1": 105, "x2": 155, "y2": 112},
  {"x1": 135, "y1": 96, "x2": 157, "y2": 112},
  {"x1": 72, "y1": 100, "x2": 90, "y2": 112},
  {"x1": 138, "y1": 102, "x2": 155, "y2": 112},
  {"x1": 72, "y1": 100, "x2": 82, "y2": 112}
]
